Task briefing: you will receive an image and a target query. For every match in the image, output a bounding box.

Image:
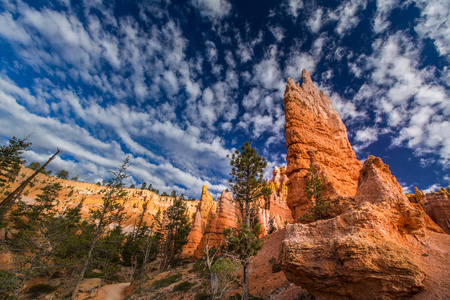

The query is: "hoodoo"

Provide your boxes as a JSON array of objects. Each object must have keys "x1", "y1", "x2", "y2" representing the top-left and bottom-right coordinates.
[
  {"x1": 283, "y1": 69, "x2": 362, "y2": 218},
  {"x1": 281, "y1": 71, "x2": 450, "y2": 300}
]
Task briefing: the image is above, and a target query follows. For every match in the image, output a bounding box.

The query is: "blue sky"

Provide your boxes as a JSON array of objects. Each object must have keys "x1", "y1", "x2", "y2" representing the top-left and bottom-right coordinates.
[{"x1": 0, "y1": 0, "x2": 449, "y2": 198}]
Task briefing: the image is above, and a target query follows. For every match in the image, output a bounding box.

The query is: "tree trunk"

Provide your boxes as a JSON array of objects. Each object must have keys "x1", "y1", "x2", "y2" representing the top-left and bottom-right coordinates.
[
  {"x1": 243, "y1": 261, "x2": 249, "y2": 300},
  {"x1": 210, "y1": 272, "x2": 218, "y2": 299}
]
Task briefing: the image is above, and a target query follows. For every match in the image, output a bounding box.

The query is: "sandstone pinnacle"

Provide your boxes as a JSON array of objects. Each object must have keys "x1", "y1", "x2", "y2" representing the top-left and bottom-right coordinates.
[{"x1": 283, "y1": 70, "x2": 362, "y2": 218}]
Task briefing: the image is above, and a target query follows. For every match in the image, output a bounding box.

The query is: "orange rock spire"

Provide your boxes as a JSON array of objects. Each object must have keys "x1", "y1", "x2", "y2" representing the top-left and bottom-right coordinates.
[{"x1": 283, "y1": 69, "x2": 362, "y2": 218}]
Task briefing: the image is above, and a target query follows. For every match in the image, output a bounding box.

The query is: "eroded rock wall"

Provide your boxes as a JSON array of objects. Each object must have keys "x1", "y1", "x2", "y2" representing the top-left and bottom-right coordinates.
[
  {"x1": 191, "y1": 167, "x2": 293, "y2": 259},
  {"x1": 193, "y1": 190, "x2": 238, "y2": 259}
]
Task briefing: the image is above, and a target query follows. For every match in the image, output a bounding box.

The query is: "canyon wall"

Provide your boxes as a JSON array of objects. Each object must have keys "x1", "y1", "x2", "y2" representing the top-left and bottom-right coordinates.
[
  {"x1": 190, "y1": 168, "x2": 293, "y2": 259},
  {"x1": 12, "y1": 165, "x2": 294, "y2": 261}
]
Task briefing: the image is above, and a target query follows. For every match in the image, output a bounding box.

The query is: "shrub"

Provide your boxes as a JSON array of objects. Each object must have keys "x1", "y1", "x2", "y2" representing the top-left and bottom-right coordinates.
[
  {"x1": 67, "y1": 190, "x2": 74, "y2": 197},
  {"x1": 151, "y1": 273, "x2": 182, "y2": 289},
  {"x1": 84, "y1": 271, "x2": 105, "y2": 278},
  {"x1": 173, "y1": 281, "x2": 195, "y2": 292},
  {"x1": 27, "y1": 284, "x2": 57, "y2": 297},
  {"x1": 195, "y1": 291, "x2": 211, "y2": 300},
  {"x1": 272, "y1": 262, "x2": 282, "y2": 273}
]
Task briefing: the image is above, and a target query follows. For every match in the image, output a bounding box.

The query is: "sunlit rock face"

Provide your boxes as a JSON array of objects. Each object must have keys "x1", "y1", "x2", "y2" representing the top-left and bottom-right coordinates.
[
  {"x1": 13, "y1": 166, "x2": 200, "y2": 234},
  {"x1": 281, "y1": 156, "x2": 428, "y2": 299},
  {"x1": 181, "y1": 186, "x2": 216, "y2": 258},
  {"x1": 190, "y1": 167, "x2": 294, "y2": 259},
  {"x1": 283, "y1": 69, "x2": 362, "y2": 219},
  {"x1": 193, "y1": 189, "x2": 238, "y2": 259}
]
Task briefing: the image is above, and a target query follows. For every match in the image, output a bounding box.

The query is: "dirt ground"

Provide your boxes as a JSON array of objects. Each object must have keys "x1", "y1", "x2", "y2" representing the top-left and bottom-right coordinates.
[{"x1": 412, "y1": 230, "x2": 450, "y2": 299}]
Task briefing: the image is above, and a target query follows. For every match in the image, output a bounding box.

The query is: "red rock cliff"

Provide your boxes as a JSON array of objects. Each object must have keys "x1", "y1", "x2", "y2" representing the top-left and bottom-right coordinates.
[{"x1": 283, "y1": 69, "x2": 362, "y2": 218}]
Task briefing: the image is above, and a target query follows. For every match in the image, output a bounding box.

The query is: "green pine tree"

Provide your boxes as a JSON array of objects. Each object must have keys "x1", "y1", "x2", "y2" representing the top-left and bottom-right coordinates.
[
  {"x1": 302, "y1": 164, "x2": 331, "y2": 221},
  {"x1": 5, "y1": 182, "x2": 63, "y2": 298},
  {"x1": 0, "y1": 137, "x2": 31, "y2": 190},
  {"x1": 122, "y1": 202, "x2": 161, "y2": 281},
  {"x1": 224, "y1": 141, "x2": 271, "y2": 300},
  {"x1": 55, "y1": 169, "x2": 69, "y2": 180},
  {"x1": 70, "y1": 157, "x2": 130, "y2": 300},
  {"x1": 159, "y1": 197, "x2": 191, "y2": 271}
]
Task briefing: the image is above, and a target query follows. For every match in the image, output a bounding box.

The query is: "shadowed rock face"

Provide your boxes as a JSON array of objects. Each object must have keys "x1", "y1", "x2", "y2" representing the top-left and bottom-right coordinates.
[
  {"x1": 283, "y1": 69, "x2": 362, "y2": 218},
  {"x1": 281, "y1": 156, "x2": 427, "y2": 299},
  {"x1": 408, "y1": 188, "x2": 450, "y2": 234}
]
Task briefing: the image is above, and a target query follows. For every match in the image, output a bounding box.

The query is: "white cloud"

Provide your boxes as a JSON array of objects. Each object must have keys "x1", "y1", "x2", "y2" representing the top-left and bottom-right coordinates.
[
  {"x1": 269, "y1": 26, "x2": 285, "y2": 42},
  {"x1": 253, "y1": 46, "x2": 284, "y2": 92},
  {"x1": 191, "y1": 0, "x2": 232, "y2": 20},
  {"x1": 0, "y1": 12, "x2": 32, "y2": 44},
  {"x1": 353, "y1": 32, "x2": 450, "y2": 165},
  {"x1": 307, "y1": 8, "x2": 324, "y2": 33},
  {"x1": 284, "y1": 35, "x2": 326, "y2": 79},
  {"x1": 286, "y1": 0, "x2": 304, "y2": 17},
  {"x1": 415, "y1": 0, "x2": 450, "y2": 58},
  {"x1": 0, "y1": 1, "x2": 197, "y2": 104},
  {"x1": 372, "y1": 0, "x2": 400, "y2": 33},
  {"x1": 354, "y1": 127, "x2": 378, "y2": 150},
  {"x1": 0, "y1": 74, "x2": 233, "y2": 197},
  {"x1": 329, "y1": 93, "x2": 364, "y2": 121},
  {"x1": 330, "y1": 0, "x2": 368, "y2": 36}
]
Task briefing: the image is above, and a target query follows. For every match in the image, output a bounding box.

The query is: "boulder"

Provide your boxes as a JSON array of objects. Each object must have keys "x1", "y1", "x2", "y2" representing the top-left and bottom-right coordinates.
[{"x1": 281, "y1": 156, "x2": 428, "y2": 299}]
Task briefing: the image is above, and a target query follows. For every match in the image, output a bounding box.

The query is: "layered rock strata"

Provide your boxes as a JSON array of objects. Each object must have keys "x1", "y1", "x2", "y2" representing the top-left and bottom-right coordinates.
[
  {"x1": 283, "y1": 69, "x2": 362, "y2": 218},
  {"x1": 281, "y1": 156, "x2": 427, "y2": 299}
]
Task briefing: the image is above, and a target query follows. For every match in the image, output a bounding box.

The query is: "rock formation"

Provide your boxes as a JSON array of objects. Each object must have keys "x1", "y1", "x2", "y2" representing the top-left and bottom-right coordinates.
[
  {"x1": 260, "y1": 166, "x2": 292, "y2": 234},
  {"x1": 283, "y1": 69, "x2": 362, "y2": 218},
  {"x1": 188, "y1": 167, "x2": 293, "y2": 259},
  {"x1": 181, "y1": 186, "x2": 216, "y2": 258},
  {"x1": 268, "y1": 166, "x2": 289, "y2": 199},
  {"x1": 281, "y1": 156, "x2": 428, "y2": 299},
  {"x1": 408, "y1": 187, "x2": 450, "y2": 234},
  {"x1": 193, "y1": 190, "x2": 238, "y2": 258}
]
